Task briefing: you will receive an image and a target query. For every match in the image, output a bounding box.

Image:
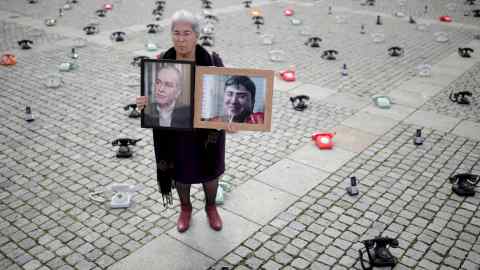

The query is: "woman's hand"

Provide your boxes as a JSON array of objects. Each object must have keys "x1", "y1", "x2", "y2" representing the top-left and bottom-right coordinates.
[
  {"x1": 225, "y1": 123, "x2": 239, "y2": 133},
  {"x1": 136, "y1": 96, "x2": 147, "y2": 111}
]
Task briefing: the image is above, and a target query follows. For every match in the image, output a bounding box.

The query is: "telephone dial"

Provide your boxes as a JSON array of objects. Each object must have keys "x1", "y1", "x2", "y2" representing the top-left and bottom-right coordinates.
[
  {"x1": 147, "y1": 24, "x2": 160, "y2": 34},
  {"x1": 388, "y1": 46, "x2": 403, "y2": 57},
  {"x1": 131, "y1": 56, "x2": 148, "y2": 67},
  {"x1": 305, "y1": 37, "x2": 322, "y2": 47},
  {"x1": 321, "y1": 50, "x2": 338, "y2": 60},
  {"x1": 359, "y1": 237, "x2": 399, "y2": 270},
  {"x1": 289, "y1": 95, "x2": 310, "y2": 111},
  {"x1": 18, "y1": 40, "x2": 33, "y2": 50},
  {"x1": 0, "y1": 54, "x2": 17, "y2": 66},
  {"x1": 200, "y1": 35, "x2": 214, "y2": 47},
  {"x1": 243, "y1": 0, "x2": 252, "y2": 8},
  {"x1": 83, "y1": 24, "x2": 99, "y2": 35},
  {"x1": 449, "y1": 91, "x2": 472, "y2": 105},
  {"x1": 450, "y1": 173, "x2": 480, "y2": 196},
  {"x1": 124, "y1": 104, "x2": 141, "y2": 118},
  {"x1": 202, "y1": 0, "x2": 213, "y2": 9},
  {"x1": 111, "y1": 31, "x2": 126, "y2": 42},
  {"x1": 458, "y1": 47, "x2": 474, "y2": 58},
  {"x1": 112, "y1": 138, "x2": 142, "y2": 158},
  {"x1": 96, "y1": 9, "x2": 107, "y2": 17}
]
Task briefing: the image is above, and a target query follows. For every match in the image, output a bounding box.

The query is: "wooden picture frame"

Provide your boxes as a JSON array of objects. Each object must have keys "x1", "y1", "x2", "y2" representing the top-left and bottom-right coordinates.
[
  {"x1": 141, "y1": 59, "x2": 195, "y2": 130},
  {"x1": 194, "y1": 66, "x2": 274, "y2": 131}
]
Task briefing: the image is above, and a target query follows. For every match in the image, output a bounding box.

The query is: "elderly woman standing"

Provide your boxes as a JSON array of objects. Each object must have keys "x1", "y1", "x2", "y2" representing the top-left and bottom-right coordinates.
[{"x1": 136, "y1": 10, "x2": 225, "y2": 233}]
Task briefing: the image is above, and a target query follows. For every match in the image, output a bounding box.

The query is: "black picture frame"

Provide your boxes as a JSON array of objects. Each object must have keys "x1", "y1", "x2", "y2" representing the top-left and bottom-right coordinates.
[{"x1": 140, "y1": 59, "x2": 195, "y2": 130}]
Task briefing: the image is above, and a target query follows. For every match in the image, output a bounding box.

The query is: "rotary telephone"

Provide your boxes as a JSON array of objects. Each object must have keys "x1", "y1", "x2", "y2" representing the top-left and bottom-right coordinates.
[
  {"x1": 305, "y1": 37, "x2": 322, "y2": 47},
  {"x1": 289, "y1": 95, "x2": 310, "y2": 111},
  {"x1": 243, "y1": 0, "x2": 252, "y2": 8},
  {"x1": 147, "y1": 24, "x2": 159, "y2": 33},
  {"x1": 96, "y1": 9, "x2": 107, "y2": 17},
  {"x1": 449, "y1": 91, "x2": 472, "y2": 105},
  {"x1": 18, "y1": 39, "x2": 33, "y2": 50},
  {"x1": 202, "y1": 0, "x2": 213, "y2": 9},
  {"x1": 1, "y1": 53, "x2": 17, "y2": 66},
  {"x1": 473, "y1": 9, "x2": 480, "y2": 17},
  {"x1": 27, "y1": 0, "x2": 38, "y2": 3},
  {"x1": 83, "y1": 24, "x2": 99, "y2": 35},
  {"x1": 359, "y1": 237, "x2": 399, "y2": 270},
  {"x1": 458, "y1": 47, "x2": 474, "y2": 58},
  {"x1": 204, "y1": 14, "x2": 219, "y2": 23},
  {"x1": 450, "y1": 173, "x2": 480, "y2": 196},
  {"x1": 388, "y1": 46, "x2": 403, "y2": 57},
  {"x1": 111, "y1": 31, "x2": 126, "y2": 42},
  {"x1": 124, "y1": 104, "x2": 141, "y2": 118},
  {"x1": 112, "y1": 138, "x2": 142, "y2": 158},
  {"x1": 252, "y1": 16, "x2": 264, "y2": 25},
  {"x1": 200, "y1": 35, "x2": 214, "y2": 47},
  {"x1": 321, "y1": 50, "x2": 338, "y2": 60},
  {"x1": 131, "y1": 56, "x2": 148, "y2": 67},
  {"x1": 153, "y1": 4, "x2": 164, "y2": 13},
  {"x1": 361, "y1": 0, "x2": 375, "y2": 6},
  {"x1": 155, "y1": 0, "x2": 165, "y2": 8},
  {"x1": 466, "y1": 0, "x2": 476, "y2": 4}
]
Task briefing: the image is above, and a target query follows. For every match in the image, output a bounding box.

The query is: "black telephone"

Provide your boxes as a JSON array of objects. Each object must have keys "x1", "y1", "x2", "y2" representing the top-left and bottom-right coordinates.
[
  {"x1": 243, "y1": 0, "x2": 252, "y2": 8},
  {"x1": 131, "y1": 56, "x2": 148, "y2": 67},
  {"x1": 200, "y1": 35, "x2": 214, "y2": 47},
  {"x1": 18, "y1": 39, "x2": 33, "y2": 50},
  {"x1": 152, "y1": 8, "x2": 163, "y2": 18},
  {"x1": 147, "y1": 24, "x2": 159, "y2": 34},
  {"x1": 153, "y1": 4, "x2": 164, "y2": 13},
  {"x1": 124, "y1": 104, "x2": 141, "y2": 118},
  {"x1": 305, "y1": 37, "x2": 322, "y2": 47},
  {"x1": 83, "y1": 24, "x2": 99, "y2": 35},
  {"x1": 252, "y1": 16, "x2": 264, "y2": 25},
  {"x1": 155, "y1": 0, "x2": 165, "y2": 8},
  {"x1": 289, "y1": 95, "x2": 310, "y2": 111},
  {"x1": 112, "y1": 138, "x2": 142, "y2": 158},
  {"x1": 361, "y1": 0, "x2": 375, "y2": 6},
  {"x1": 458, "y1": 47, "x2": 474, "y2": 58},
  {"x1": 202, "y1": 0, "x2": 213, "y2": 9},
  {"x1": 473, "y1": 9, "x2": 480, "y2": 17},
  {"x1": 388, "y1": 46, "x2": 403, "y2": 57},
  {"x1": 27, "y1": 0, "x2": 38, "y2": 3},
  {"x1": 111, "y1": 31, "x2": 126, "y2": 42},
  {"x1": 409, "y1": 16, "x2": 416, "y2": 24},
  {"x1": 359, "y1": 237, "x2": 399, "y2": 270},
  {"x1": 450, "y1": 173, "x2": 480, "y2": 196},
  {"x1": 204, "y1": 14, "x2": 219, "y2": 22},
  {"x1": 321, "y1": 50, "x2": 338, "y2": 60},
  {"x1": 96, "y1": 9, "x2": 107, "y2": 17},
  {"x1": 466, "y1": 0, "x2": 476, "y2": 5},
  {"x1": 449, "y1": 90, "x2": 472, "y2": 105}
]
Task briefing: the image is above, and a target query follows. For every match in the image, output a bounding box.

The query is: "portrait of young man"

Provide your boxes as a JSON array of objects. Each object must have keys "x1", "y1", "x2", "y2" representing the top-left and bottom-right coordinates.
[{"x1": 142, "y1": 61, "x2": 193, "y2": 129}]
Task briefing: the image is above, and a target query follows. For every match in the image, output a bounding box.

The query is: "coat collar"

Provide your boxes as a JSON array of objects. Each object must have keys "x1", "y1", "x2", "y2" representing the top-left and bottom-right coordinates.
[{"x1": 162, "y1": 44, "x2": 212, "y2": 66}]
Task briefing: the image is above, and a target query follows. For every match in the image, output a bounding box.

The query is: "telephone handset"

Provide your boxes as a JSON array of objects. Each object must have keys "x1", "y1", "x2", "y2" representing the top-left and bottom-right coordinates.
[
  {"x1": 449, "y1": 90, "x2": 472, "y2": 105},
  {"x1": 96, "y1": 9, "x2": 107, "y2": 17},
  {"x1": 112, "y1": 138, "x2": 141, "y2": 146}
]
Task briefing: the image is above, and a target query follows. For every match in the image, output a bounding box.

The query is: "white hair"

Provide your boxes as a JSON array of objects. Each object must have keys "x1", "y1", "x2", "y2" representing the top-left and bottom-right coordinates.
[{"x1": 170, "y1": 10, "x2": 200, "y2": 35}]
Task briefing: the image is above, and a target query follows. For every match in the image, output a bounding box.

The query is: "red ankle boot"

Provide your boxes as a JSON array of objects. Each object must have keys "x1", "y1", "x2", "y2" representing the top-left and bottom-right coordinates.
[
  {"x1": 205, "y1": 204, "x2": 222, "y2": 231},
  {"x1": 177, "y1": 204, "x2": 192, "y2": 233}
]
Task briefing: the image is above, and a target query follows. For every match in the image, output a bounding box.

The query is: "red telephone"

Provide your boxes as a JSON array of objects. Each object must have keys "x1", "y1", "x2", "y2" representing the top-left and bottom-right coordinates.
[
  {"x1": 279, "y1": 69, "x2": 296, "y2": 82},
  {"x1": 284, "y1": 8, "x2": 294, "y2": 16},
  {"x1": 439, "y1": 16, "x2": 452, "y2": 22},
  {"x1": 312, "y1": 132, "x2": 335, "y2": 149},
  {"x1": 1, "y1": 54, "x2": 16, "y2": 66}
]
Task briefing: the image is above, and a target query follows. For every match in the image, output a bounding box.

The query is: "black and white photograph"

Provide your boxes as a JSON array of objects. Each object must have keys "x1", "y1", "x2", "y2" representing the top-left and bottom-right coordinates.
[{"x1": 141, "y1": 59, "x2": 194, "y2": 129}]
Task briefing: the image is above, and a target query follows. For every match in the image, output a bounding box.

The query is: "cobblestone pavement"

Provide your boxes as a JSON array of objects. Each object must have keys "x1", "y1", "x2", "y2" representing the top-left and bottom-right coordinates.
[{"x1": 1, "y1": 0, "x2": 480, "y2": 270}]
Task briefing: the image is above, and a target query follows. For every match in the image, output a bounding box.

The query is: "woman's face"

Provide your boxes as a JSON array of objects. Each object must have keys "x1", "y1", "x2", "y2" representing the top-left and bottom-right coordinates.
[{"x1": 171, "y1": 21, "x2": 198, "y2": 56}]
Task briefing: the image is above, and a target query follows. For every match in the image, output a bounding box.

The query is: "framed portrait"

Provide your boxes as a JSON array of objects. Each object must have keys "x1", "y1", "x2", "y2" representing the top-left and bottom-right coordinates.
[
  {"x1": 141, "y1": 59, "x2": 195, "y2": 130},
  {"x1": 194, "y1": 66, "x2": 274, "y2": 131}
]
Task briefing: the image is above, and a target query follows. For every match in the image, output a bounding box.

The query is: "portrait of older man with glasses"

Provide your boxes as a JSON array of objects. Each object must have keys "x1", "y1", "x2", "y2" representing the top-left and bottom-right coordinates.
[{"x1": 143, "y1": 63, "x2": 191, "y2": 128}]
